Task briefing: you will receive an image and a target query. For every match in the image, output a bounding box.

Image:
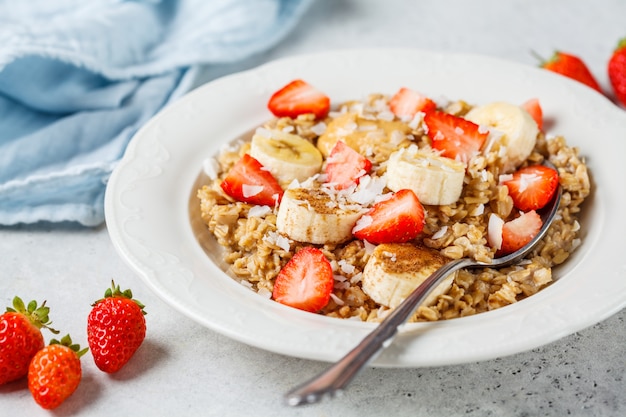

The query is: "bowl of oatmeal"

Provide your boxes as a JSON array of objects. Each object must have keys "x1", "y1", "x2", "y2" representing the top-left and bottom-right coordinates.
[{"x1": 105, "y1": 48, "x2": 626, "y2": 366}]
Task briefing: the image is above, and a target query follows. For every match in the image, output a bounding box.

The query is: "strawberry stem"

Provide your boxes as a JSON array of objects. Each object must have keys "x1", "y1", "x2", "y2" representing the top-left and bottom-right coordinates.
[
  {"x1": 529, "y1": 49, "x2": 546, "y2": 65},
  {"x1": 51, "y1": 334, "x2": 89, "y2": 358},
  {"x1": 93, "y1": 281, "x2": 147, "y2": 315},
  {"x1": 6, "y1": 296, "x2": 59, "y2": 334}
]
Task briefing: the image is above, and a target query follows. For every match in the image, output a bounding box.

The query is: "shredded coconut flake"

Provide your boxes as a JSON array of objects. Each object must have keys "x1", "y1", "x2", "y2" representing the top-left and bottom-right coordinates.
[
  {"x1": 329, "y1": 293, "x2": 345, "y2": 305},
  {"x1": 338, "y1": 259, "x2": 356, "y2": 274},
  {"x1": 248, "y1": 205, "x2": 272, "y2": 217},
  {"x1": 333, "y1": 274, "x2": 347, "y2": 282},
  {"x1": 202, "y1": 157, "x2": 221, "y2": 180},
  {"x1": 275, "y1": 234, "x2": 291, "y2": 252},
  {"x1": 431, "y1": 225, "x2": 448, "y2": 240},
  {"x1": 242, "y1": 184, "x2": 264, "y2": 198},
  {"x1": 377, "y1": 110, "x2": 395, "y2": 121},
  {"x1": 363, "y1": 240, "x2": 377, "y2": 254},
  {"x1": 240, "y1": 280, "x2": 253, "y2": 289},
  {"x1": 499, "y1": 173, "x2": 514, "y2": 184},
  {"x1": 350, "y1": 272, "x2": 363, "y2": 284},
  {"x1": 471, "y1": 204, "x2": 485, "y2": 216},
  {"x1": 310, "y1": 122, "x2": 327, "y2": 136},
  {"x1": 487, "y1": 213, "x2": 504, "y2": 250},
  {"x1": 477, "y1": 124, "x2": 490, "y2": 135},
  {"x1": 257, "y1": 288, "x2": 272, "y2": 299},
  {"x1": 352, "y1": 215, "x2": 372, "y2": 233}
]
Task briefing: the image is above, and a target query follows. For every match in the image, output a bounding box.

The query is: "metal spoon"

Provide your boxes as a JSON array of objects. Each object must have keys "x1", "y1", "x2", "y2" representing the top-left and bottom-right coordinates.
[{"x1": 285, "y1": 167, "x2": 562, "y2": 407}]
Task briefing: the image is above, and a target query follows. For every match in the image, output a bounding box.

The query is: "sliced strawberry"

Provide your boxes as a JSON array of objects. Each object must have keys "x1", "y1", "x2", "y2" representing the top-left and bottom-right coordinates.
[
  {"x1": 220, "y1": 154, "x2": 283, "y2": 206},
  {"x1": 499, "y1": 210, "x2": 543, "y2": 255},
  {"x1": 272, "y1": 247, "x2": 334, "y2": 313},
  {"x1": 325, "y1": 140, "x2": 372, "y2": 190},
  {"x1": 521, "y1": 98, "x2": 543, "y2": 131},
  {"x1": 388, "y1": 87, "x2": 437, "y2": 118},
  {"x1": 424, "y1": 110, "x2": 488, "y2": 164},
  {"x1": 267, "y1": 79, "x2": 330, "y2": 119},
  {"x1": 353, "y1": 189, "x2": 425, "y2": 244},
  {"x1": 503, "y1": 165, "x2": 559, "y2": 211}
]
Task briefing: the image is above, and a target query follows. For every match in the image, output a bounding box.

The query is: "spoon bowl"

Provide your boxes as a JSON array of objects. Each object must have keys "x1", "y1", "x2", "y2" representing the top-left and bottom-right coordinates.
[{"x1": 285, "y1": 162, "x2": 563, "y2": 407}]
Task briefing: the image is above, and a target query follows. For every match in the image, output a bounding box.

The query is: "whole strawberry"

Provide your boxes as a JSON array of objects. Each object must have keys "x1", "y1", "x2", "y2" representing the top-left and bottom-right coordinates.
[
  {"x1": 0, "y1": 296, "x2": 58, "y2": 385},
  {"x1": 28, "y1": 335, "x2": 87, "y2": 409},
  {"x1": 87, "y1": 281, "x2": 146, "y2": 373},
  {"x1": 608, "y1": 37, "x2": 626, "y2": 107},
  {"x1": 538, "y1": 51, "x2": 602, "y2": 93}
]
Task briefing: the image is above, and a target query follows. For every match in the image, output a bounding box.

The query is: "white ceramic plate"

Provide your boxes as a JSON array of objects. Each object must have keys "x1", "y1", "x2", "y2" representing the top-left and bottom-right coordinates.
[{"x1": 105, "y1": 48, "x2": 626, "y2": 367}]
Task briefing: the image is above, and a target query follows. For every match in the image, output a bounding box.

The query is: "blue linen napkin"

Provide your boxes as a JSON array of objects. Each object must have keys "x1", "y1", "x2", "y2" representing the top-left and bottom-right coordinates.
[{"x1": 0, "y1": 0, "x2": 313, "y2": 226}]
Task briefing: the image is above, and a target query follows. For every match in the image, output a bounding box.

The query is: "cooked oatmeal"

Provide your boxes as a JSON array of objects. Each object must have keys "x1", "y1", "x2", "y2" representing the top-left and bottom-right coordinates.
[{"x1": 196, "y1": 93, "x2": 590, "y2": 322}]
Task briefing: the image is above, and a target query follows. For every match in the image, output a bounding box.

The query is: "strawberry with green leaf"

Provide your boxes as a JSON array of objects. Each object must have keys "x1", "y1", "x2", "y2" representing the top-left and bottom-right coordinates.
[
  {"x1": 87, "y1": 282, "x2": 147, "y2": 373},
  {"x1": 538, "y1": 51, "x2": 602, "y2": 93},
  {"x1": 28, "y1": 334, "x2": 87, "y2": 409},
  {"x1": 0, "y1": 296, "x2": 58, "y2": 385}
]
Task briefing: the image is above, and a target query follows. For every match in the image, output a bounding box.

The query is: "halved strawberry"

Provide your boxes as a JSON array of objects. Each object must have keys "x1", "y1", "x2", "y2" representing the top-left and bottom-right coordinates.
[
  {"x1": 353, "y1": 189, "x2": 425, "y2": 244},
  {"x1": 424, "y1": 110, "x2": 488, "y2": 164},
  {"x1": 503, "y1": 164, "x2": 559, "y2": 211},
  {"x1": 499, "y1": 210, "x2": 543, "y2": 255},
  {"x1": 267, "y1": 79, "x2": 330, "y2": 119},
  {"x1": 272, "y1": 247, "x2": 334, "y2": 313},
  {"x1": 521, "y1": 98, "x2": 543, "y2": 131},
  {"x1": 220, "y1": 154, "x2": 283, "y2": 206},
  {"x1": 325, "y1": 140, "x2": 372, "y2": 189},
  {"x1": 388, "y1": 87, "x2": 437, "y2": 118}
]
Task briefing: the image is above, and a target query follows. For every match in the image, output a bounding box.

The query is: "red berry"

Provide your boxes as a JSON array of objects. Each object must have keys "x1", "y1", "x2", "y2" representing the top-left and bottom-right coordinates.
[
  {"x1": 272, "y1": 247, "x2": 334, "y2": 313},
  {"x1": 221, "y1": 154, "x2": 284, "y2": 206},
  {"x1": 521, "y1": 98, "x2": 543, "y2": 132},
  {"x1": 503, "y1": 164, "x2": 559, "y2": 212},
  {"x1": 608, "y1": 37, "x2": 626, "y2": 107},
  {"x1": 325, "y1": 140, "x2": 372, "y2": 190},
  {"x1": 388, "y1": 87, "x2": 437, "y2": 118},
  {"x1": 28, "y1": 335, "x2": 87, "y2": 409},
  {"x1": 424, "y1": 110, "x2": 488, "y2": 164},
  {"x1": 539, "y1": 51, "x2": 602, "y2": 93},
  {"x1": 267, "y1": 79, "x2": 330, "y2": 119},
  {"x1": 87, "y1": 282, "x2": 146, "y2": 373},
  {"x1": 499, "y1": 211, "x2": 543, "y2": 255},
  {"x1": 0, "y1": 297, "x2": 58, "y2": 385},
  {"x1": 353, "y1": 189, "x2": 425, "y2": 244}
]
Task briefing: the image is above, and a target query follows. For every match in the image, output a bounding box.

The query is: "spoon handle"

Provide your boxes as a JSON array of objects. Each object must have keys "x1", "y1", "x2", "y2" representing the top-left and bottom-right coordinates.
[{"x1": 284, "y1": 257, "x2": 475, "y2": 406}]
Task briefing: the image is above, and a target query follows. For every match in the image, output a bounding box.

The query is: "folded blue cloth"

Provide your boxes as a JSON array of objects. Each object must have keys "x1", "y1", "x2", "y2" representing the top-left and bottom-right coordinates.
[{"x1": 0, "y1": 0, "x2": 313, "y2": 226}]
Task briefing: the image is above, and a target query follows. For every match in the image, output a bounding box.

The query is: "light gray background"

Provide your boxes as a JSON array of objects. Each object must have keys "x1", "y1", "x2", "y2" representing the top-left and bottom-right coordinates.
[{"x1": 2, "y1": 1, "x2": 625, "y2": 416}]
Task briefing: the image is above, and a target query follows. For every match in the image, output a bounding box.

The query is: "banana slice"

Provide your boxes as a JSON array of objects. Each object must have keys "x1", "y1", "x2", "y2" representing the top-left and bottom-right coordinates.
[
  {"x1": 362, "y1": 243, "x2": 456, "y2": 309},
  {"x1": 250, "y1": 128, "x2": 323, "y2": 186},
  {"x1": 276, "y1": 187, "x2": 365, "y2": 245},
  {"x1": 385, "y1": 146, "x2": 465, "y2": 205},
  {"x1": 316, "y1": 112, "x2": 412, "y2": 162},
  {"x1": 464, "y1": 101, "x2": 539, "y2": 172}
]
